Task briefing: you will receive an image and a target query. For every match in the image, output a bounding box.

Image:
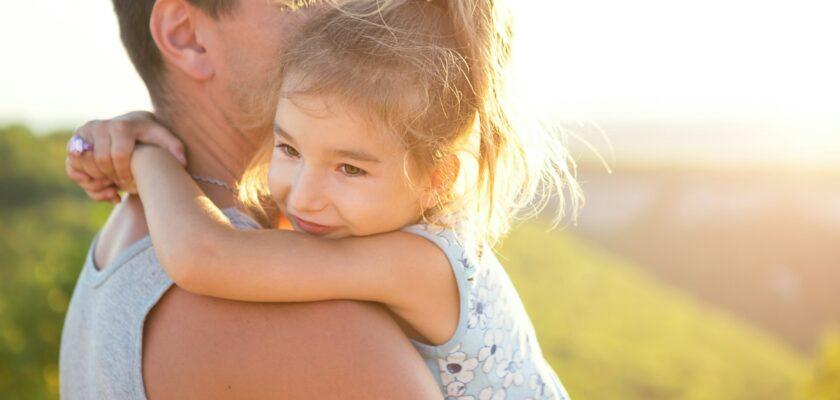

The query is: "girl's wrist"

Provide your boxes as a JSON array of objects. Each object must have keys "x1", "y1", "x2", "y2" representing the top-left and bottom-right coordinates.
[{"x1": 131, "y1": 145, "x2": 176, "y2": 173}]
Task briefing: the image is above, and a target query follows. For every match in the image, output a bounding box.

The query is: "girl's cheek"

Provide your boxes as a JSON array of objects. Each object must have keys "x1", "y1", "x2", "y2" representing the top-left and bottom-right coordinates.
[
  {"x1": 327, "y1": 178, "x2": 365, "y2": 220},
  {"x1": 267, "y1": 161, "x2": 294, "y2": 205},
  {"x1": 348, "y1": 180, "x2": 403, "y2": 231}
]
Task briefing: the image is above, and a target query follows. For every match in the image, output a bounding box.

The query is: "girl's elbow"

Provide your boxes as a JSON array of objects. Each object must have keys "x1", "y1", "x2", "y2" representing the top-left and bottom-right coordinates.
[
  {"x1": 155, "y1": 231, "x2": 213, "y2": 282},
  {"x1": 157, "y1": 241, "x2": 210, "y2": 293},
  {"x1": 159, "y1": 250, "x2": 198, "y2": 288},
  {"x1": 157, "y1": 229, "x2": 231, "y2": 295}
]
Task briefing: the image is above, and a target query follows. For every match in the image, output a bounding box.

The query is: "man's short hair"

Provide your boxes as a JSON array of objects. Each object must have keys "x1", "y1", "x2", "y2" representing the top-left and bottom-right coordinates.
[{"x1": 111, "y1": 0, "x2": 237, "y2": 98}]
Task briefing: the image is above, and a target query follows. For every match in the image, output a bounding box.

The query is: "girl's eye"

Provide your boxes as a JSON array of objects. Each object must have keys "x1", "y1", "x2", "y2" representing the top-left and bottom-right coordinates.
[
  {"x1": 276, "y1": 143, "x2": 300, "y2": 158},
  {"x1": 340, "y1": 164, "x2": 366, "y2": 177}
]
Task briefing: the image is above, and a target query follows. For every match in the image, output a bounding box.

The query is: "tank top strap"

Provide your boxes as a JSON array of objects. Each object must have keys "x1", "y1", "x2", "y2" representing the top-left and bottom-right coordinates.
[{"x1": 401, "y1": 224, "x2": 478, "y2": 282}]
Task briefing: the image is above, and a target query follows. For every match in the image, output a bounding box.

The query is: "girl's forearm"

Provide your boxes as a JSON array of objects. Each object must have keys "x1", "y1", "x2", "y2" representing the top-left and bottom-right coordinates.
[
  {"x1": 128, "y1": 147, "x2": 433, "y2": 309},
  {"x1": 128, "y1": 147, "x2": 350, "y2": 303},
  {"x1": 130, "y1": 146, "x2": 236, "y2": 284}
]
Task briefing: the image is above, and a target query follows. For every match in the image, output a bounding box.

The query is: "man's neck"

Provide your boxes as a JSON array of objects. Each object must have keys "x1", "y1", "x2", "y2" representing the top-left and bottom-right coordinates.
[{"x1": 153, "y1": 99, "x2": 267, "y2": 209}]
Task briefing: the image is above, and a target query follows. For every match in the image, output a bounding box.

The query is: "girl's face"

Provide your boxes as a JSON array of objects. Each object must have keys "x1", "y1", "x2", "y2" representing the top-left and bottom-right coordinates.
[{"x1": 268, "y1": 95, "x2": 432, "y2": 239}]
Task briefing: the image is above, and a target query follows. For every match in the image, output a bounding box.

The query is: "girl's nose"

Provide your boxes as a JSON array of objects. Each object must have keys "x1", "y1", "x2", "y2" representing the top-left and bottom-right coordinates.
[{"x1": 288, "y1": 167, "x2": 328, "y2": 213}]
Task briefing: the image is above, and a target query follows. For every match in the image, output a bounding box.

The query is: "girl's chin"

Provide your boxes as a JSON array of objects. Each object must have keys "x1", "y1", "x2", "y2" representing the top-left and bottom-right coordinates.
[
  {"x1": 283, "y1": 216, "x2": 414, "y2": 239},
  {"x1": 304, "y1": 229, "x2": 350, "y2": 239},
  {"x1": 296, "y1": 227, "x2": 393, "y2": 240}
]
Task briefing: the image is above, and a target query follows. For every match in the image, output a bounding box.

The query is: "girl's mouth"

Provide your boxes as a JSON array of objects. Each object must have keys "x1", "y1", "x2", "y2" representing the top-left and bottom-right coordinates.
[{"x1": 290, "y1": 215, "x2": 337, "y2": 235}]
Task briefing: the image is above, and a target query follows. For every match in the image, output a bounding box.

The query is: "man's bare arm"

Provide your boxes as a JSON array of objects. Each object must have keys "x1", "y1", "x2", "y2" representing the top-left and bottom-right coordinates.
[{"x1": 143, "y1": 287, "x2": 443, "y2": 399}]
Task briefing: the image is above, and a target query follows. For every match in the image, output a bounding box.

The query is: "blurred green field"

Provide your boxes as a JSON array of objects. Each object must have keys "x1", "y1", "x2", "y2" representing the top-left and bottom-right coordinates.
[
  {"x1": 1, "y1": 124, "x2": 837, "y2": 399},
  {"x1": 501, "y1": 222, "x2": 808, "y2": 399}
]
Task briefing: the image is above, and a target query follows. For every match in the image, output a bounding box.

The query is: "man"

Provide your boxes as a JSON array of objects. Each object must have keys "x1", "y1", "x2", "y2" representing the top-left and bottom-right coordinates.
[{"x1": 59, "y1": 0, "x2": 442, "y2": 398}]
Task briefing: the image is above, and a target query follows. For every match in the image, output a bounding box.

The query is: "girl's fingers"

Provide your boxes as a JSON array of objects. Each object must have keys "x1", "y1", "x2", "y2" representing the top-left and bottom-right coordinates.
[
  {"x1": 138, "y1": 126, "x2": 187, "y2": 165},
  {"x1": 111, "y1": 133, "x2": 136, "y2": 185},
  {"x1": 66, "y1": 157, "x2": 93, "y2": 184},
  {"x1": 68, "y1": 148, "x2": 120, "y2": 203},
  {"x1": 92, "y1": 129, "x2": 118, "y2": 182},
  {"x1": 89, "y1": 186, "x2": 121, "y2": 203},
  {"x1": 81, "y1": 179, "x2": 117, "y2": 193},
  {"x1": 73, "y1": 151, "x2": 107, "y2": 181},
  {"x1": 69, "y1": 127, "x2": 107, "y2": 181},
  {"x1": 81, "y1": 180, "x2": 121, "y2": 203}
]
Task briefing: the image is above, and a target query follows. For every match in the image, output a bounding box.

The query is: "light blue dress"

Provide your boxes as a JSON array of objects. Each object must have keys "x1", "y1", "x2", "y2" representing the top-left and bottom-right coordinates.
[{"x1": 402, "y1": 224, "x2": 570, "y2": 400}]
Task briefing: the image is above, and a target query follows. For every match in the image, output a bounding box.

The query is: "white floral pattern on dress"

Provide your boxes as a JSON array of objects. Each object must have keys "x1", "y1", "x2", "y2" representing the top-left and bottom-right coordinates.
[
  {"x1": 444, "y1": 382, "x2": 474, "y2": 400},
  {"x1": 478, "y1": 329, "x2": 506, "y2": 373},
  {"x1": 468, "y1": 286, "x2": 494, "y2": 330},
  {"x1": 526, "y1": 373, "x2": 556, "y2": 400},
  {"x1": 496, "y1": 348, "x2": 526, "y2": 388},
  {"x1": 458, "y1": 254, "x2": 478, "y2": 282},
  {"x1": 440, "y1": 344, "x2": 479, "y2": 397},
  {"x1": 479, "y1": 386, "x2": 507, "y2": 400},
  {"x1": 402, "y1": 224, "x2": 570, "y2": 400}
]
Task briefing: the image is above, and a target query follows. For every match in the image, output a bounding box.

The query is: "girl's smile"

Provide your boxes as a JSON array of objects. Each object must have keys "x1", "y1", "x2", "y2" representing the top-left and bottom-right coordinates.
[{"x1": 288, "y1": 214, "x2": 337, "y2": 236}]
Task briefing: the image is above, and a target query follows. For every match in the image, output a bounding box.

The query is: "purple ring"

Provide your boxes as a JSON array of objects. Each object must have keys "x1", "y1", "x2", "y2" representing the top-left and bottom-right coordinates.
[{"x1": 68, "y1": 134, "x2": 94, "y2": 156}]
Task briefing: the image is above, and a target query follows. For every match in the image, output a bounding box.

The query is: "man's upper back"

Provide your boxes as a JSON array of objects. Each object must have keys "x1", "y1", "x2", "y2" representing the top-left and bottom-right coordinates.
[
  {"x1": 59, "y1": 202, "x2": 441, "y2": 399},
  {"x1": 59, "y1": 203, "x2": 178, "y2": 398}
]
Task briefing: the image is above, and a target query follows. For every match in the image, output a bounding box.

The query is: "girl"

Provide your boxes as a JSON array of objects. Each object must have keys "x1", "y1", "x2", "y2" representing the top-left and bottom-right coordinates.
[{"x1": 71, "y1": 0, "x2": 581, "y2": 398}]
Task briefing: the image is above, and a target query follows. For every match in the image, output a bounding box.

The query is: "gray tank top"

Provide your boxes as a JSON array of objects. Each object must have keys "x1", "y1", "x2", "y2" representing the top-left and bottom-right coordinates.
[{"x1": 59, "y1": 208, "x2": 259, "y2": 400}]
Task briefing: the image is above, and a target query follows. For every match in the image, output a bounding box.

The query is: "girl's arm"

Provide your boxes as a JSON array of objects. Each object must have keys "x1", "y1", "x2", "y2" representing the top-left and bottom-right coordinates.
[{"x1": 131, "y1": 146, "x2": 456, "y2": 312}]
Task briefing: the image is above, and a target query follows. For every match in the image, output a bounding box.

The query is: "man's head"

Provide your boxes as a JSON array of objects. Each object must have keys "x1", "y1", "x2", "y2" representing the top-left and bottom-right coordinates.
[
  {"x1": 112, "y1": 0, "x2": 314, "y2": 132},
  {"x1": 112, "y1": 0, "x2": 232, "y2": 97}
]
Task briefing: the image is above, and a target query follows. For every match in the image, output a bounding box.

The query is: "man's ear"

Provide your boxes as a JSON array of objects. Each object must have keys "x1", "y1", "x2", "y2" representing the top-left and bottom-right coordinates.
[{"x1": 150, "y1": 0, "x2": 215, "y2": 81}]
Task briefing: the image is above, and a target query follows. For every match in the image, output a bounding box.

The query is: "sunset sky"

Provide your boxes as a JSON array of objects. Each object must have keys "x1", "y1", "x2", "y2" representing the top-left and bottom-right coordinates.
[{"x1": 1, "y1": 0, "x2": 838, "y2": 167}]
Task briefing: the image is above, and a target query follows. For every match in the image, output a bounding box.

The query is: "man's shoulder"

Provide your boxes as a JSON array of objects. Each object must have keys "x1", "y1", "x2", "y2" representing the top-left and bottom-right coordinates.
[
  {"x1": 93, "y1": 197, "x2": 150, "y2": 270},
  {"x1": 94, "y1": 200, "x2": 256, "y2": 269},
  {"x1": 143, "y1": 287, "x2": 442, "y2": 399}
]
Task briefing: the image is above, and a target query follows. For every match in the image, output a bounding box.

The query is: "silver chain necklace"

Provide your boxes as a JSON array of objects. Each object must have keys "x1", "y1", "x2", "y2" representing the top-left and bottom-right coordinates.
[{"x1": 191, "y1": 174, "x2": 237, "y2": 195}]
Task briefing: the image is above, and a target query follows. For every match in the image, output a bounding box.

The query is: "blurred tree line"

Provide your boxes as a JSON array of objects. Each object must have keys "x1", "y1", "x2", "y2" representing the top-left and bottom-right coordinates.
[
  {"x1": 0, "y1": 124, "x2": 838, "y2": 399},
  {"x1": 1, "y1": 125, "x2": 111, "y2": 398}
]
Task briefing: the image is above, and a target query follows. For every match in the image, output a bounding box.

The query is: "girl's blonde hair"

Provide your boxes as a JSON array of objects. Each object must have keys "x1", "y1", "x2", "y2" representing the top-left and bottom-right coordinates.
[{"x1": 241, "y1": 0, "x2": 584, "y2": 249}]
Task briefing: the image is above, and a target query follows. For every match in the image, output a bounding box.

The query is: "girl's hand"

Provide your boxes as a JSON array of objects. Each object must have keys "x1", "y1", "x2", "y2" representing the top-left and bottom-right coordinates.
[{"x1": 65, "y1": 111, "x2": 187, "y2": 203}]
